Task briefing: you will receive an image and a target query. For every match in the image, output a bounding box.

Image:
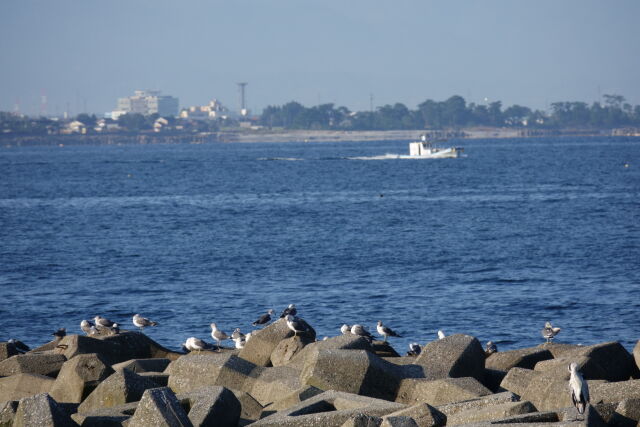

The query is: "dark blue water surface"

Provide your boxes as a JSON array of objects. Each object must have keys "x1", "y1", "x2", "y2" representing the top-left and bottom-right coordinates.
[{"x1": 1, "y1": 137, "x2": 639, "y2": 353}]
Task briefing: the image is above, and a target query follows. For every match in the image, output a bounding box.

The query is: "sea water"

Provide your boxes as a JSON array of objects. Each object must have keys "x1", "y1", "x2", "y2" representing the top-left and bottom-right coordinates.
[{"x1": 1, "y1": 137, "x2": 639, "y2": 352}]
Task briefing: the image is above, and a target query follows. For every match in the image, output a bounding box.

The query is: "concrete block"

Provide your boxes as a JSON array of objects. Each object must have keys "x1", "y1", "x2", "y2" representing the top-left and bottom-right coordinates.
[
  {"x1": 49, "y1": 353, "x2": 114, "y2": 403},
  {"x1": 178, "y1": 385, "x2": 241, "y2": 427},
  {"x1": 485, "y1": 347, "x2": 553, "y2": 371},
  {"x1": 396, "y1": 377, "x2": 492, "y2": 406},
  {"x1": 77, "y1": 368, "x2": 159, "y2": 412},
  {"x1": 445, "y1": 400, "x2": 536, "y2": 425},
  {"x1": 415, "y1": 334, "x2": 485, "y2": 382},
  {"x1": 128, "y1": 387, "x2": 192, "y2": 427},
  {"x1": 111, "y1": 358, "x2": 171, "y2": 374},
  {"x1": 0, "y1": 373, "x2": 55, "y2": 402},
  {"x1": 13, "y1": 392, "x2": 75, "y2": 427},
  {"x1": 381, "y1": 402, "x2": 446, "y2": 427},
  {"x1": 0, "y1": 353, "x2": 67, "y2": 378},
  {"x1": 500, "y1": 367, "x2": 541, "y2": 397}
]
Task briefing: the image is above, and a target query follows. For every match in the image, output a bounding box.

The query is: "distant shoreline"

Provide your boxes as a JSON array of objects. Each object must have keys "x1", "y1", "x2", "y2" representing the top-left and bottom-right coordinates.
[{"x1": 0, "y1": 127, "x2": 631, "y2": 148}]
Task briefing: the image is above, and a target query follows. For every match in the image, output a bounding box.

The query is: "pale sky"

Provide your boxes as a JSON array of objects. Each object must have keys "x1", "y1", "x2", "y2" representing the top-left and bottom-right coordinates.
[{"x1": 1, "y1": 1, "x2": 639, "y2": 116}]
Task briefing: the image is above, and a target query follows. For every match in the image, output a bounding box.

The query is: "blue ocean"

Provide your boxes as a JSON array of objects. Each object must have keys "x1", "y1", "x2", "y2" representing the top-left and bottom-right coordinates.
[{"x1": 1, "y1": 137, "x2": 639, "y2": 353}]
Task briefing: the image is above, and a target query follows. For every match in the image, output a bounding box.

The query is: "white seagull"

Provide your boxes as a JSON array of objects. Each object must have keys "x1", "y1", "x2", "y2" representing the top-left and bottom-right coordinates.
[
  {"x1": 437, "y1": 330, "x2": 446, "y2": 339},
  {"x1": 541, "y1": 321, "x2": 561, "y2": 343},
  {"x1": 80, "y1": 320, "x2": 94, "y2": 335},
  {"x1": 569, "y1": 362, "x2": 589, "y2": 417},
  {"x1": 285, "y1": 314, "x2": 307, "y2": 337},
  {"x1": 407, "y1": 342, "x2": 421, "y2": 356},
  {"x1": 94, "y1": 316, "x2": 115, "y2": 330},
  {"x1": 485, "y1": 341, "x2": 497, "y2": 356},
  {"x1": 350, "y1": 324, "x2": 372, "y2": 340},
  {"x1": 376, "y1": 320, "x2": 401, "y2": 342},
  {"x1": 210, "y1": 323, "x2": 229, "y2": 351},
  {"x1": 183, "y1": 337, "x2": 208, "y2": 353},
  {"x1": 132, "y1": 314, "x2": 158, "y2": 330}
]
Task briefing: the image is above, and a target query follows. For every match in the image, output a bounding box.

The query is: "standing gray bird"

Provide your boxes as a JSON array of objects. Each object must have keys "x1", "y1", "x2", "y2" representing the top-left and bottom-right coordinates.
[
  {"x1": 485, "y1": 341, "x2": 497, "y2": 356},
  {"x1": 132, "y1": 314, "x2": 158, "y2": 330},
  {"x1": 350, "y1": 324, "x2": 372, "y2": 340},
  {"x1": 541, "y1": 321, "x2": 561, "y2": 343},
  {"x1": 376, "y1": 320, "x2": 401, "y2": 342},
  {"x1": 285, "y1": 315, "x2": 308, "y2": 337},
  {"x1": 569, "y1": 362, "x2": 589, "y2": 416},
  {"x1": 252, "y1": 309, "x2": 274, "y2": 326},
  {"x1": 210, "y1": 323, "x2": 229, "y2": 351},
  {"x1": 279, "y1": 304, "x2": 297, "y2": 318}
]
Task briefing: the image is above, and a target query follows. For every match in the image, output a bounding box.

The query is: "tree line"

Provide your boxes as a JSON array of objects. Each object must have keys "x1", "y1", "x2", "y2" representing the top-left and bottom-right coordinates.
[{"x1": 259, "y1": 94, "x2": 640, "y2": 130}]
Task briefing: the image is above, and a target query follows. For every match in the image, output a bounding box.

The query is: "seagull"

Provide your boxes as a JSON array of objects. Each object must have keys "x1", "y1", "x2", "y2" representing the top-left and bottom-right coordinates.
[
  {"x1": 232, "y1": 336, "x2": 246, "y2": 349},
  {"x1": 7, "y1": 339, "x2": 30, "y2": 354},
  {"x1": 252, "y1": 309, "x2": 274, "y2": 326},
  {"x1": 80, "y1": 320, "x2": 94, "y2": 335},
  {"x1": 437, "y1": 330, "x2": 446, "y2": 339},
  {"x1": 210, "y1": 323, "x2": 229, "y2": 351},
  {"x1": 132, "y1": 314, "x2": 158, "y2": 330},
  {"x1": 350, "y1": 324, "x2": 372, "y2": 340},
  {"x1": 94, "y1": 316, "x2": 115, "y2": 330},
  {"x1": 279, "y1": 304, "x2": 297, "y2": 318},
  {"x1": 485, "y1": 341, "x2": 497, "y2": 356},
  {"x1": 340, "y1": 324, "x2": 351, "y2": 335},
  {"x1": 407, "y1": 342, "x2": 421, "y2": 356},
  {"x1": 376, "y1": 320, "x2": 401, "y2": 342},
  {"x1": 285, "y1": 315, "x2": 308, "y2": 337},
  {"x1": 110, "y1": 323, "x2": 120, "y2": 334},
  {"x1": 245, "y1": 332, "x2": 252, "y2": 342},
  {"x1": 230, "y1": 328, "x2": 245, "y2": 341},
  {"x1": 183, "y1": 337, "x2": 208, "y2": 353},
  {"x1": 541, "y1": 321, "x2": 561, "y2": 343},
  {"x1": 569, "y1": 362, "x2": 589, "y2": 417},
  {"x1": 52, "y1": 328, "x2": 66, "y2": 340}
]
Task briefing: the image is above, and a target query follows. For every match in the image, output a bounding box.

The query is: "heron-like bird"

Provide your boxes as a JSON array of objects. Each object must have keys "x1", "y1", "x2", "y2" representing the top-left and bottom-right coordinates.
[
  {"x1": 210, "y1": 323, "x2": 229, "y2": 351},
  {"x1": 340, "y1": 324, "x2": 351, "y2": 335},
  {"x1": 485, "y1": 341, "x2": 497, "y2": 356},
  {"x1": 541, "y1": 321, "x2": 561, "y2": 343},
  {"x1": 376, "y1": 320, "x2": 401, "y2": 342},
  {"x1": 569, "y1": 362, "x2": 589, "y2": 417},
  {"x1": 279, "y1": 304, "x2": 297, "y2": 318},
  {"x1": 132, "y1": 314, "x2": 158, "y2": 330},
  {"x1": 252, "y1": 309, "x2": 274, "y2": 326}
]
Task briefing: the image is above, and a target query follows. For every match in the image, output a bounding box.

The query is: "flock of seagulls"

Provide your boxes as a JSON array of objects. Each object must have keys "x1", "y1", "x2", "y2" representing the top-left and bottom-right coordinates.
[{"x1": 78, "y1": 314, "x2": 159, "y2": 337}]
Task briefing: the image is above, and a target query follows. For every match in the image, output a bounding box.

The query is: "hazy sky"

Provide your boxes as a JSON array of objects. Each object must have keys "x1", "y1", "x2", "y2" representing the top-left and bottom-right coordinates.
[{"x1": 1, "y1": 1, "x2": 639, "y2": 116}]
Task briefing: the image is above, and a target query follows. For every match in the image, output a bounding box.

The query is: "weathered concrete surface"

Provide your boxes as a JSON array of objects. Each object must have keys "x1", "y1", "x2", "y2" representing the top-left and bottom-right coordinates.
[
  {"x1": 261, "y1": 385, "x2": 325, "y2": 415},
  {"x1": 485, "y1": 347, "x2": 553, "y2": 371},
  {"x1": 380, "y1": 416, "x2": 419, "y2": 426},
  {"x1": 111, "y1": 358, "x2": 171, "y2": 373},
  {"x1": 178, "y1": 385, "x2": 241, "y2": 427},
  {"x1": 76, "y1": 368, "x2": 159, "y2": 412},
  {"x1": 415, "y1": 334, "x2": 485, "y2": 382},
  {"x1": 167, "y1": 352, "x2": 258, "y2": 395},
  {"x1": 499, "y1": 367, "x2": 541, "y2": 397},
  {"x1": 252, "y1": 390, "x2": 406, "y2": 426},
  {"x1": 238, "y1": 318, "x2": 315, "y2": 367},
  {"x1": 634, "y1": 340, "x2": 640, "y2": 375},
  {"x1": 445, "y1": 400, "x2": 536, "y2": 425},
  {"x1": 0, "y1": 373, "x2": 55, "y2": 402},
  {"x1": 300, "y1": 349, "x2": 404, "y2": 401},
  {"x1": 270, "y1": 336, "x2": 309, "y2": 367},
  {"x1": 54, "y1": 332, "x2": 182, "y2": 365},
  {"x1": 372, "y1": 341, "x2": 401, "y2": 358},
  {"x1": 340, "y1": 414, "x2": 384, "y2": 427},
  {"x1": 0, "y1": 353, "x2": 67, "y2": 378},
  {"x1": 396, "y1": 377, "x2": 492, "y2": 406},
  {"x1": 70, "y1": 401, "x2": 137, "y2": 426},
  {"x1": 435, "y1": 391, "x2": 518, "y2": 418},
  {"x1": 250, "y1": 365, "x2": 303, "y2": 406},
  {"x1": 590, "y1": 379, "x2": 640, "y2": 404},
  {"x1": 0, "y1": 400, "x2": 18, "y2": 427},
  {"x1": 128, "y1": 386, "x2": 192, "y2": 427},
  {"x1": 49, "y1": 353, "x2": 114, "y2": 403},
  {"x1": 138, "y1": 372, "x2": 169, "y2": 386},
  {"x1": 482, "y1": 369, "x2": 507, "y2": 393},
  {"x1": 288, "y1": 334, "x2": 375, "y2": 369},
  {"x1": 612, "y1": 398, "x2": 640, "y2": 427},
  {"x1": 520, "y1": 371, "x2": 602, "y2": 411},
  {"x1": 0, "y1": 342, "x2": 19, "y2": 363},
  {"x1": 231, "y1": 390, "x2": 264, "y2": 425},
  {"x1": 13, "y1": 392, "x2": 75, "y2": 427},
  {"x1": 381, "y1": 402, "x2": 446, "y2": 427},
  {"x1": 534, "y1": 342, "x2": 636, "y2": 382}
]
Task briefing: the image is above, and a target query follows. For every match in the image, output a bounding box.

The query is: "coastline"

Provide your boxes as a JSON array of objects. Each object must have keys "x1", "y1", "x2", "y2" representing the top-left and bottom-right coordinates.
[{"x1": 0, "y1": 127, "x2": 617, "y2": 148}]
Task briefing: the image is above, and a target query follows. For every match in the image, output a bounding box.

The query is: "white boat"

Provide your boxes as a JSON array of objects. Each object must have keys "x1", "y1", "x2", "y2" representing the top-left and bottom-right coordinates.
[{"x1": 404, "y1": 135, "x2": 463, "y2": 159}]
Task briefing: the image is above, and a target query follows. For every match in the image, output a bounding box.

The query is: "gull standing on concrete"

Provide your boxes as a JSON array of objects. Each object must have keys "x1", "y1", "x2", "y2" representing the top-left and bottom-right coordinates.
[
  {"x1": 231, "y1": 328, "x2": 245, "y2": 341},
  {"x1": 252, "y1": 309, "x2": 274, "y2": 326},
  {"x1": 407, "y1": 342, "x2": 422, "y2": 356},
  {"x1": 541, "y1": 321, "x2": 561, "y2": 343},
  {"x1": 80, "y1": 320, "x2": 94, "y2": 335},
  {"x1": 279, "y1": 304, "x2": 297, "y2": 318},
  {"x1": 351, "y1": 324, "x2": 372, "y2": 340},
  {"x1": 340, "y1": 324, "x2": 351, "y2": 335},
  {"x1": 285, "y1": 315, "x2": 309, "y2": 337},
  {"x1": 210, "y1": 323, "x2": 229, "y2": 351},
  {"x1": 94, "y1": 316, "x2": 115, "y2": 331},
  {"x1": 110, "y1": 323, "x2": 120, "y2": 335},
  {"x1": 183, "y1": 337, "x2": 208, "y2": 353},
  {"x1": 132, "y1": 314, "x2": 158, "y2": 330},
  {"x1": 485, "y1": 341, "x2": 497, "y2": 356},
  {"x1": 52, "y1": 328, "x2": 66, "y2": 340},
  {"x1": 569, "y1": 362, "x2": 589, "y2": 417},
  {"x1": 232, "y1": 336, "x2": 246, "y2": 349},
  {"x1": 376, "y1": 321, "x2": 401, "y2": 342},
  {"x1": 437, "y1": 330, "x2": 446, "y2": 339}
]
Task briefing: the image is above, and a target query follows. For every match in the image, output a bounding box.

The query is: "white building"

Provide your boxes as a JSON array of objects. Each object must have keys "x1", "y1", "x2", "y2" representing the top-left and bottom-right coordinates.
[
  {"x1": 179, "y1": 99, "x2": 228, "y2": 120},
  {"x1": 113, "y1": 90, "x2": 179, "y2": 118}
]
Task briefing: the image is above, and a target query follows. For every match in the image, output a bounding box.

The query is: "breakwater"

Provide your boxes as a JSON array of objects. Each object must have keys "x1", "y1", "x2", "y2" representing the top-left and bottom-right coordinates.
[{"x1": 1, "y1": 319, "x2": 639, "y2": 426}]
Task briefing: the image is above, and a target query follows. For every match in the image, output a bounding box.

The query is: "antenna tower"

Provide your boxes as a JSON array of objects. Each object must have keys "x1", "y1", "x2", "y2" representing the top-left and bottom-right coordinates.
[{"x1": 237, "y1": 82, "x2": 248, "y2": 116}]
